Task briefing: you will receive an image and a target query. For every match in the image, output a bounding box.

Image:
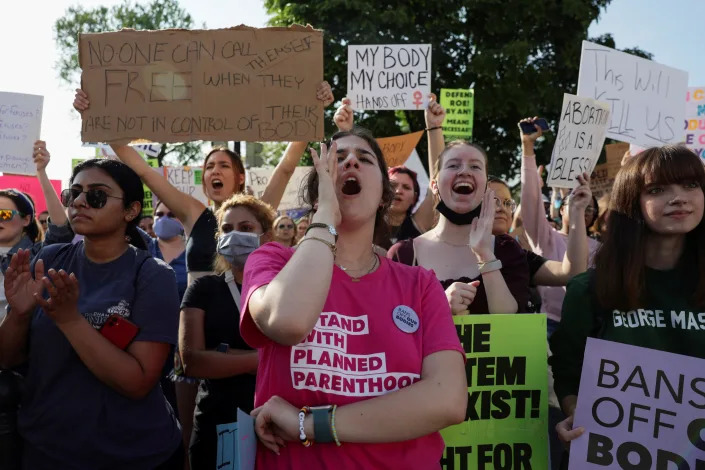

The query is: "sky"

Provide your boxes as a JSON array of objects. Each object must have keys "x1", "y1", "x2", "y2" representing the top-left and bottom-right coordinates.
[{"x1": 0, "y1": 0, "x2": 703, "y2": 182}]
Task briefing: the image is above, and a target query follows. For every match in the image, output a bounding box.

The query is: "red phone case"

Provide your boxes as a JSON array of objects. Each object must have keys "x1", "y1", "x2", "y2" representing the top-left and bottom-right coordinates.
[{"x1": 100, "y1": 314, "x2": 139, "y2": 350}]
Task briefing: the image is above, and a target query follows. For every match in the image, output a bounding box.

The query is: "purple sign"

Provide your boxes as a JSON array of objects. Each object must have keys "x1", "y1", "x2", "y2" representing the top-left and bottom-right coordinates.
[{"x1": 569, "y1": 338, "x2": 705, "y2": 469}]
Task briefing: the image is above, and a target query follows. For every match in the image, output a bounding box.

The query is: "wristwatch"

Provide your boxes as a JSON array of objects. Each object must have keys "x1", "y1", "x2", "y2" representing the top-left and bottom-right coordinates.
[
  {"x1": 216, "y1": 343, "x2": 229, "y2": 353},
  {"x1": 306, "y1": 223, "x2": 338, "y2": 242}
]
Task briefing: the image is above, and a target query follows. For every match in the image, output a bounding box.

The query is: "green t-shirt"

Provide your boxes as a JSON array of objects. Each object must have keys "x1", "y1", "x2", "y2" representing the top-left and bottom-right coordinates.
[{"x1": 549, "y1": 265, "x2": 705, "y2": 403}]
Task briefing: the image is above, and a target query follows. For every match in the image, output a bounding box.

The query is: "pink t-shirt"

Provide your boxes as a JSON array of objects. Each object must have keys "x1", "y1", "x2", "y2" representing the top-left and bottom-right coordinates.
[{"x1": 241, "y1": 242, "x2": 464, "y2": 470}]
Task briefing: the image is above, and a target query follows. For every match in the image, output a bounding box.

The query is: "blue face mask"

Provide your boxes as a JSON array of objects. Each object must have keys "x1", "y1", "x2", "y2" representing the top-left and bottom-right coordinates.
[
  {"x1": 217, "y1": 231, "x2": 260, "y2": 269},
  {"x1": 153, "y1": 216, "x2": 184, "y2": 239}
]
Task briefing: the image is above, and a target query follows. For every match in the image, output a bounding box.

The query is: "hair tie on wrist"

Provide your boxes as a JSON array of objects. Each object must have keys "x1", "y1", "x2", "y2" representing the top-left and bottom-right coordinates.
[{"x1": 425, "y1": 126, "x2": 442, "y2": 132}]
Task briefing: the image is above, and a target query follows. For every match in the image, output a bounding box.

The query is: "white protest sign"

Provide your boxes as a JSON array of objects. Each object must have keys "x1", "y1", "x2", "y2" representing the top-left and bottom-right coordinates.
[
  {"x1": 347, "y1": 44, "x2": 431, "y2": 111},
  {"x1": 577, "y1": 41, "x2": 688, "y2": 147},
  {"x1": 0, "y1": 92, "x2": 43, "y2": 175},
  {"x1": 248, "y1": 166, "x2": 312, "y2": 211},
  {"x1": 91, "y1": 142, "x2": 163, "y2": 159},
  {"x1": 402, "y1": 149, "x2": 429, "y2": 213},
  {"x1": 158, "y1": 166, "x2": 208, "y2": 206},
  {"x1": 547, "y1": 93, "x2": 610, "y2": 189}
]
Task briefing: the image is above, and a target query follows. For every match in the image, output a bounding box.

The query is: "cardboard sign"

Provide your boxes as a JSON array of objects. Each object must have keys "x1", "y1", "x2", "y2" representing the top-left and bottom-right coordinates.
[
  {"x1": 79, "y1": 26, "x2": 324, "y2": 144},
  {"x1": 547, "y1": 93, "x2": 610, "y2": 189},
  {"x1": 590, "y1": 142, "x2": 628, "y2": 200},
  {"x1": 441, "y1": 314, "x2": 548, "y2": 470},
  {"x1": 347, "y1": 44, "x2": 431, "y2": 110},
  {"x1": 0, "y1": 175, "x2": 61, "y2": 215},
  {"x1": 569, "y1": 338, "x2": 705, "y2": 469},
  {"x1": 577, "y1": 41, "x2": 688, "y2": 147},
  {"x1": 247, "y1": 166, "x2": 311, "y2": 211},
  {"x1": 685, "y1": 86, "x2": 705, "y2": 158},
  {"x1": 376, "y1": 130, "x2": 424, "y2": 168},
  {"x1": 0, "y1": 91, "x2": 43, "y2": 175},
  {"x1": 440, "y1": 88, "x2": 474, "y2": 139}
]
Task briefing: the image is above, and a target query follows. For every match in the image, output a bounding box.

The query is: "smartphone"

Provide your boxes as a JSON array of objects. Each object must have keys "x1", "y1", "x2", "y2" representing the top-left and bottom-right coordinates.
[
  {"x1": 520, "y1": 118, "x2": 550, "y2": 134},
  {"x1": 100, "y1": 314, "x2": 139, "y2": 350}
]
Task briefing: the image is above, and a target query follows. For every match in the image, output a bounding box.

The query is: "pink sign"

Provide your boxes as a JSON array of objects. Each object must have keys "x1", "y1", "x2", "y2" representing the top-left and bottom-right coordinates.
[{"x1": 0, "y1": 175, "x2": 62, "y2": 215}]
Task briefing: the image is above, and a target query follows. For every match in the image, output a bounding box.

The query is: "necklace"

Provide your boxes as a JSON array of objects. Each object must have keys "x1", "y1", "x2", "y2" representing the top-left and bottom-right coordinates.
[
  {"x1": 432, "y1": 232, "x2": 470, "y2": 247},
  {"x1": 337, "y1": 253, "x2": 378, "y2": 282}
]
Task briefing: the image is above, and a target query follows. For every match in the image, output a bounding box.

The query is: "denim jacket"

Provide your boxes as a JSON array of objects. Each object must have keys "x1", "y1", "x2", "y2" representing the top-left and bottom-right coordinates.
[{"x1": 0, "y1": 222, "x2": 74, "y2": 274}]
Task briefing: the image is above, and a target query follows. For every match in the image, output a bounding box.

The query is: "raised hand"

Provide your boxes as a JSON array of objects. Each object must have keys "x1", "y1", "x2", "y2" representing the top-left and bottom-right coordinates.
[
  {"x1": 33, "y1": 140, "x2": 50, "y2": 173},
  {"x1": 425, "y1": 93, "x2": 446, "y2": 129},
  {"x1": 569, "y1": 173, "x2": 593, "y2": 213},
  {"x1": 35, "y1": 269, "x2": 81, "y2": 326},
  {"x1": 316, "y1": 81, "x2": 335, "y2": 108},
  {"x1": 445, "y1": 280, "x2": 481, "y2": 315},
  {"x1": 518, "y1": 116, "x2": 542, "y2": 155},
  {"x1": 468, "y1": 189, "x2": 496, "y2": 263},
  {"x1": 333, "y1": 98, "x2": 354, "y2": 132},
  {"x1": 73, "y1": 89, "x2": 90, "y2": 113},
  {"x1": 4, "y1": 249, "x2": 44, "y2": 316},
  {"x1": 310, "y1": 141, "x2": 341, "y2": 227}
]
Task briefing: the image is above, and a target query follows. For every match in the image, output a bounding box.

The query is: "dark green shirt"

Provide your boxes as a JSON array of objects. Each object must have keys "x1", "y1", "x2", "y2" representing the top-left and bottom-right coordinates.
[{"x1": 550, "y1": 265, "x2": 705, "y2": 403}]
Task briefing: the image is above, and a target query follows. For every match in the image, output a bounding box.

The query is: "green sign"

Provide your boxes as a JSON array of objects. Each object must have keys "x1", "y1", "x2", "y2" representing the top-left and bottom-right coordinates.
[
  {"x1": 71, "y1": 158, "x2": 87, "y2": 170},
  {"x1": 441, "y1": 314, "x2": 548, "y2": 470},
  {"x1": 440, "y1": 88, "x2": 474, "y2": 140}
]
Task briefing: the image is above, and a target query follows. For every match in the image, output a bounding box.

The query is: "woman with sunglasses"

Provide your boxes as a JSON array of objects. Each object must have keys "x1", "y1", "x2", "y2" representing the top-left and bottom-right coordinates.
[
  {"x1": 240, "y1": 128, "x2": 466, "y2": 468},
  {"x1": 519, "y1": 118, "x2": 600, "y2": 335},
  {"x1": 272, "y1": 215, "x2": 296, "y2": 247},
  {"x1": 389, "y1": 141, "x2": 530, "y2": 315},
  {"x1": 179, "y1": 194, "x2": 274, "y2": 469},
  {"x1": 0, "y1": 141, "x2": 72, "y2": 320},
  {"x1": 0, "y1": 159, "x2": 182, "y2": 468},
  {"x1": 73, "y1": 84, "x2": 335, "y2": 283},
  {"x1": 334, "y1": 95, "x2": 446, "y2": 248}
]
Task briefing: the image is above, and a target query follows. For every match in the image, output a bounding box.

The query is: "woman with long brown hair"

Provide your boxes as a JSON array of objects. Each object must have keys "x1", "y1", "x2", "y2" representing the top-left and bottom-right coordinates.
[{"x1": 550, "y1": 146, "x2": 705, "y2": 453}]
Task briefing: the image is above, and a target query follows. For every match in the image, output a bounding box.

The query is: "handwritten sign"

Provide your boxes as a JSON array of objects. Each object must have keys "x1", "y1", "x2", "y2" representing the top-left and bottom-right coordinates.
[
  {"x1": 577, "y1": 41, "x2": 688, "y2": 147},
  {"x1": 92, "y1": 142, "x2": 162, "y2": 159},
  {"x1": 0, "y1": 92, "x2": 43, "y2": 175},
  {"x1": 685, "y1": 86, "x2": 705, "y2": 158},
  {"x1": 158, "y1": 166, "x2": 207, "y2": 206},
  {"x1": 79, "y1": 26, "x2": 324, "y2": 144},
  {"x1": 590, "y1": 143, "x2": 628, "y2": 200},
  {"x1": 347, "y1": 44, "x2": 431, "y2": 110},
  {"x1": 440, "y1": 89, "x2": 474, "y2": 139},
  {"x1": 547, "y1": 93, "x2": 610, "y2": 189},
  {"x1": 376, "y1": 130, "x2": 424, "y2": 168},
  {"x1": 569, "y1": 339, "x2": 705, "y2": 469},
  {"x1": 0, "y1": 175, "x2": 61, "y2": 215},
  {"x1": 215, "y1": 408, "x2": 256, "y2": 470},
  {"x1": 247, "y1": 166, "x2": 311, "y2": 211},
  {"x1": 441, "y1": 314, "x2": 548, "y2": 470}
]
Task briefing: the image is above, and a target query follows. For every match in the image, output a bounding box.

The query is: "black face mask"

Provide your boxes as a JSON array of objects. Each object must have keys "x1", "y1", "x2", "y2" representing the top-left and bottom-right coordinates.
[{"x1": 436, "y1": 199, "x2": 483, "y2": 225}]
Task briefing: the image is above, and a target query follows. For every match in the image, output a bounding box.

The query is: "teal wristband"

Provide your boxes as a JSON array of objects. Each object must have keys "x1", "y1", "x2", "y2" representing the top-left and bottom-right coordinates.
[{"x1": 312, "y1": 406, "x2": 334, "y2": 444}]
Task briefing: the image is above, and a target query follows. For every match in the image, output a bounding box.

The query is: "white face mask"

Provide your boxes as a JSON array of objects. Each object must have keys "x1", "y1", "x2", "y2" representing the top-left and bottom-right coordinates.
[{"x1": 217, "y1": 231, "x2": 260, "y2": 269}]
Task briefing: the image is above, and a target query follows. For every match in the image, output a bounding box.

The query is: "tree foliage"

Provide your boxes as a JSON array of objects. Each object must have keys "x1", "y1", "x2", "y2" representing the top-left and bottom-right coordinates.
[
  {"x1": 265, "y1": 0, "x2": 651, "y2": 179},
  {"x1": 54, "y1": 0, "x2": 200, "y2": 165}
]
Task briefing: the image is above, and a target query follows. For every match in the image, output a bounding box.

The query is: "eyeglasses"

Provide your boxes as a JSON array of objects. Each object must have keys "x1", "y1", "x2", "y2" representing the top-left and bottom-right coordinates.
[
  {"x1": 278, "y1": 224, "x2": 294, "y2": 230},
  {"x1": 61, "y1": 188, "x2": 123, "y2": 209},
  {"x1": 39, "y1": 219, "x2": 48, "y2": 225},
  {"x1": 155, "y1": 211, "x2": 175, "y2": 218},
  {"x1": 0, "y1": 209, "x2": 20, "y2": 221},
  {"x1": 494, "y1": 197, "x2": 517, "y2": 213}
]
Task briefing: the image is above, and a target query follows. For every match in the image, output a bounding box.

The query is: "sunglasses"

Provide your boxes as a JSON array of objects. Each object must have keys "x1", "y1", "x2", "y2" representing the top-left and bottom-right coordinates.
[
  {"x1": 0, "y1": 209, "x2": 21, "y2": 221},
  {"x1": 39, "y1": 219, "x2": 48, "y2": 225},
  {"x1": 278, "y1": 224, "x2": 294, "y2": 230},
  {"x1": 61, "y1": 188, "x2": 123, "y2": 209},
  {"x1": 155, "y1": 211, "x2": 175, "y2": 218}
]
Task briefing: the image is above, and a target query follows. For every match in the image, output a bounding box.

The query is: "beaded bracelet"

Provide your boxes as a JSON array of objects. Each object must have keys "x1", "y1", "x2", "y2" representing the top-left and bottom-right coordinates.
[
  {"x1": 299, "y1": 406, "x2": 313, "y2": 447},
  {"x1": 331, "y1": 404, "x2": 341, "y2": 446}
]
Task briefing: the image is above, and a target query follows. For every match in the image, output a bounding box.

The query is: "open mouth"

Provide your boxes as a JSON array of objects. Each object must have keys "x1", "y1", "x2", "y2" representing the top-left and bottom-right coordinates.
[
  {"x1": 211, "y1": 179, "x2": 224, "y2": 190},
  {"x1": 342, "y1": 177, "x2": 362, "y2": 196},
  {"x1": 452, "y1": 181, "x2": 474, "y2": 195}
]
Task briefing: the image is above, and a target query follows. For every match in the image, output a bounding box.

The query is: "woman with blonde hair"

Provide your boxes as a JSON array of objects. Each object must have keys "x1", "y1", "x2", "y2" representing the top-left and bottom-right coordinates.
[
  {"x1": 179, "y1": 194, "x2": 275, "y2": 469},
  {"x1": 272, "y1": 214, "x2": 297, "y2": 247}
]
